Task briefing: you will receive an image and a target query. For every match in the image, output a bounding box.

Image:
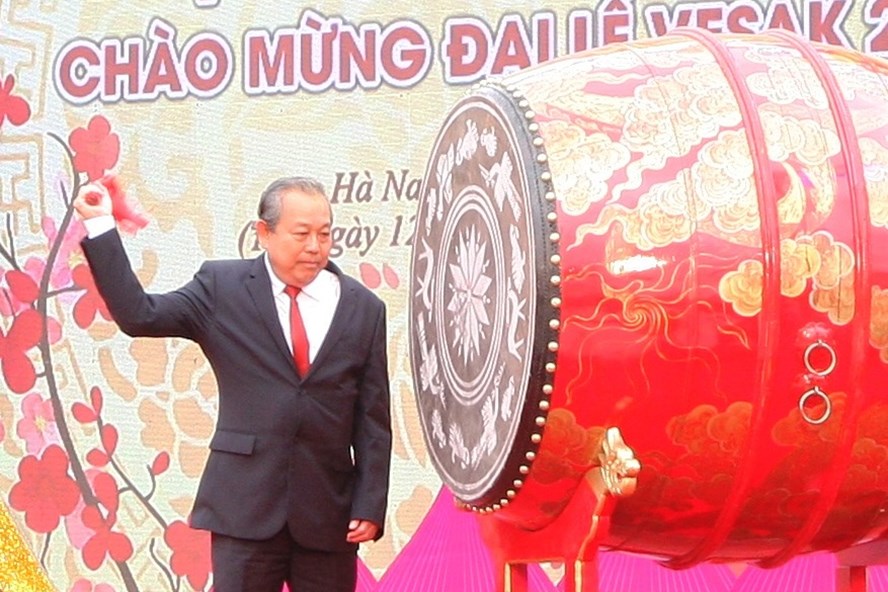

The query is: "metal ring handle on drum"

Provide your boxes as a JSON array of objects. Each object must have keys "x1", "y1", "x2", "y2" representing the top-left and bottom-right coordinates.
[
  {"x1": 803, "y1": 340, "x2": 837, "y2": 377},
  {"x1": 798, "y1": 387, "x2": 832, "y2": 425}
]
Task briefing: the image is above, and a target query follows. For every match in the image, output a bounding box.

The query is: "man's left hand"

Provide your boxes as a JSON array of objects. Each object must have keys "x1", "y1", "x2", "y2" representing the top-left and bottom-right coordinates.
[{"x1": 346, "y1": 519, "x2": 379, "y2": 543}]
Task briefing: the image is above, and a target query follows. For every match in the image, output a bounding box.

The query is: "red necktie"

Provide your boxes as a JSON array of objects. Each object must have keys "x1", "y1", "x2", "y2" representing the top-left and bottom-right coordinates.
[{"x1": 284, "y1": 286, "x2": 310, "y2": 377}]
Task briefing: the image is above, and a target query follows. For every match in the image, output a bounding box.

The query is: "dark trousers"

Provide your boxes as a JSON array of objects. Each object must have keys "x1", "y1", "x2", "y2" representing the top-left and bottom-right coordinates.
[{"x1": 211, "y1": 527, "x2": 357, "y2": 592}]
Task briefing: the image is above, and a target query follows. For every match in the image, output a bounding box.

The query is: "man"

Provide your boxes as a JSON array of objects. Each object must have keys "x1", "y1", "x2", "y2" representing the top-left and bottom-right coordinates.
[{"x1": 74, "y1": 177, "x2": 392, "y2": 592}]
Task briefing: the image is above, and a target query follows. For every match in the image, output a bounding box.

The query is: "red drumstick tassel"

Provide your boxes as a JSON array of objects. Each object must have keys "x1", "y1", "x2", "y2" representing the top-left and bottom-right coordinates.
[{"x1": 84, "y1": 175, "x2": 149, "y2": 233}]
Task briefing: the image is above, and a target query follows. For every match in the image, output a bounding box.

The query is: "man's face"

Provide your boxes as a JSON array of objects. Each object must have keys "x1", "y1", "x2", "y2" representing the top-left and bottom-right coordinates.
[{"x1": 257, "y1": 189, "x2": 333, "y2": 288}]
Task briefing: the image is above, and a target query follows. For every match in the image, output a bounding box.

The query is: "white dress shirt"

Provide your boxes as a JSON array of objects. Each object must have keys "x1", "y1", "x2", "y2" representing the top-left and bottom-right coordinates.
[
  {"x1": 84, "y1": 215, "x2": 116, "y2": 237},
  {"x1": 263, "y1": 254, "x2": 340, "y2": 363},
  {"x1": 84, "y1": 215, "x2": 341, "y2": 362}
]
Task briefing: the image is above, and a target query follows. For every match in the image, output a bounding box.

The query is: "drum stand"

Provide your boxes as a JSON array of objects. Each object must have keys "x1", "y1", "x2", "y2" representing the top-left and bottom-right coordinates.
[
  {"x1": 479, "y1": 427, "x2": 640, "y2": 592},
  {"x1": 479, "y1": 426, "x2": 887, "y2": 592},
  {"x1": 835, "y1": 539, "x2": 888, "y2": 592}
]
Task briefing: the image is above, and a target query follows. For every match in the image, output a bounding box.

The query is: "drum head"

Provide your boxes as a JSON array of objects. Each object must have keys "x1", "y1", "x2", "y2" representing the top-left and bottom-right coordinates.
[{"x1": 409, "y1": 83, "x2": 559, "y2": 508}]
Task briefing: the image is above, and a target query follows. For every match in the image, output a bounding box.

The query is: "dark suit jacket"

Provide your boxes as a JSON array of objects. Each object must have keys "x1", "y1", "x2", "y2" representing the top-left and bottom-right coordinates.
[{"x1": 82, "y1": 230, "x2": 392, "y2": 552}]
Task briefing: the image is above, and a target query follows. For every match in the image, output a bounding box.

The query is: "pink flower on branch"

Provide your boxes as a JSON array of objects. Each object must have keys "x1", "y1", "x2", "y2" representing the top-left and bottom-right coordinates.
[
  {"x1": 71, "y1": 264, "x2": 111, "y2": 328},
  {"x1": 4, "y1": 269, "x2": 39, "y2": 303},
  {"x1": 69, "y1": 116, "x2": 119, "y2": 181},
  {"x1": 0, "y1": 263, "x2": 63, "y2": 342},
  {"x1": 81, "y1": 472, "x2": 133, "y2": 570},
  {"x1": 150, "y1": 451, "x2": 170, "y2": 476},
  {"x1": 81, "y1": 504, "x2": 134, "y2": 569},
  {"x1": 70, "y1": 579, "x2": 115, "y2": 592},
  {"x1": 164, "y1": 520, "x2": 212, "y2": 591},
  {"x1": 41, "y1": 216, "x2": 87, "y2": 290},
  {"x1": 0, "y1": 74, "x2": 31, "y2": 129},
  {"x1": 86, "y1": 424, "x2": 118, "y2": 467},
  {"x1": 17, "y1": 392, "x2": 61, "y2": 454},
  {"x1": 0, "y1": 308, "x2": 43, "y2": 393},
  {"x1": 8, "y1": 445, "x2": 81, "y2": 533},
  {"x1": 73, "y1": 386, "x2": 105, "y2": 424},
  {"x1": 62, "y1": 468, "x2": 107, "y2": 551}
]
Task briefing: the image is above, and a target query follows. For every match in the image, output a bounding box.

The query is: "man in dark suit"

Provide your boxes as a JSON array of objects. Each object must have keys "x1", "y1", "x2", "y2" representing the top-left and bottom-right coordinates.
[{"x1": 74, "y1": 177, "x2": 392, "y2": 592}]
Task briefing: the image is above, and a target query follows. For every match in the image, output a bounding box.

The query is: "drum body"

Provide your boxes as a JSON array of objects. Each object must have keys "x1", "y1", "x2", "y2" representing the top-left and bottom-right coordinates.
[{"x1": 409, "y1": 30, "x2": 888, "y2": 566}]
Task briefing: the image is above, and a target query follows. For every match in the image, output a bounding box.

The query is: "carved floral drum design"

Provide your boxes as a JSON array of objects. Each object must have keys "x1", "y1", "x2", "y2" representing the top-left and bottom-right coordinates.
[{"x1": 409, "y1": 30, "x2": 888, "y2": 566}]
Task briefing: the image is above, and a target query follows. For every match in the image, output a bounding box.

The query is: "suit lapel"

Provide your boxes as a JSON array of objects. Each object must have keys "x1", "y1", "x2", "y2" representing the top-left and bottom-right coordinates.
[
  {"x1": 245, "y1": 256, "x2": 294, "y2": 370},
  {"x1": 305, "y1": 262, "x2": 356, "y2": 378}
]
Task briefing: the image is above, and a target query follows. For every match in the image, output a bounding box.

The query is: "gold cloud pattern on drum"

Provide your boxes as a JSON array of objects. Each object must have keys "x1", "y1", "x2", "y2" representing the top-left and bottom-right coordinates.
[
  {"x1": 719, "y1": 233, "x2": 854, "y2": 324},
  {"x1": 640, "y1": 37, "x2": 708, "y2": 69},
  {"x1": 805, "y1": 233, "x2": 855, "y2": 325},
  {"x1": 569, "y1": 177, "x2": 695, "y2": 252},
  {"x1": 766, "y1": 395, "x2": 888, "y2": 525},
  {"x1": 809, "y1": 275, "x2": 855, "y2": 326},
  {"x1": 759, "y1": 110, "x2": 840, "y2": 167},
  {"x1": 508, "y1": 40, "x2": 645, "y2": 98},
  {"x1": 512, "y1": 58, "x2": 616, "y2": 99},
  {"x1": 641, "y1": 396, "x2": 880, "y2": 538},
  {"x1": 829, "y1": 58, "x2": 888, "y2": 115},
  {"x1": 530, "y1": 49, "x2": 742, "y2": 209},
  {"x1": 667, "y1": 403, "x2": 752, "y2": 459},
  {"x1": 758, "y1": 111, "x2": 839, "y2": 225},
  {"x1": 639, "y1": 199, "x2": 696, "y2": 249},
  {"x1": 780, "y1": 239, "x2": 821, "y2": 297},
  {"x1": 694, "y1": 130, "x2": 760, "y2": 237},
  {"x1": 571, "y1": 129, "x2": 766, "y2": 253},
  {"x1": 719, "y1": 260, "x2": 764, "y2": 318},
  {"x1": 673, "y1": 61, "x2": 742, "y2": 122},
  {"x1": 619, "y1": 395, "x2": 881, "y2": 539},
  {"x1": 547, "y1": 91, "x2": 629, "y2": 128},
  {"x1": 871, "y1": 287, "x2": 888, "y2": 363},
  {"x1": 615, "y1": 403, "x2": 752, "y2": 522},
  {"x1": 532, "y1": 409, "x2": 604, "y2": 485},
  {"x1": 772, "y1": 391, "x2": 846, "y2": 449},
  {"x1": 539, "y1": 120, "x2": 631, "y2": 216},
  {"x1": 621, "y1": 63, "x2": 740, "y2": 170},
  {"x1": 745, "y1": 52, "x2": 829, "y2": 109},
  {"x1": 566, "y1": 113, "x2": 838, "y2": 255},
  {"x1": 858, "y1": 402, "x2": 888, "y2": 455},
  {"x1": 621, "y1": 78, "x2": 696, "y2": 168},
  {"x1": 565, "y1": 70, "x2": 850, "y2": 254},
  {"x1": 843, "y1": 437, "x2": 888, "y2": 492},
  {"x1": 859, "y1": 137, "x2": 888, "y2": 227},
  {"x1": 538, "y1": 118, "x2": 586, "y2": 156},
  {"x1": 518, "y1": 41, "x2": 743, "y2": 232}
]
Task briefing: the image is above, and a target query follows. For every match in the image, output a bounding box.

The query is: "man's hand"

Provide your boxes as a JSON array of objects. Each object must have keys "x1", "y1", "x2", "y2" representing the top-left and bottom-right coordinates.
[
  {"x1": 73, "y1": 181, "x2": 113, "y2": 219},
  {"x1": 346, "y1": 519, "x2": 379, "y2": 543}
]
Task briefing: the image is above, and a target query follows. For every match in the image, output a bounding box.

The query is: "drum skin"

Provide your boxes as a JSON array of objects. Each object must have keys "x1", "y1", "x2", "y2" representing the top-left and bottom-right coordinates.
[{"x1": 409, "y1": 30, "x2": 888, "y2": 567}]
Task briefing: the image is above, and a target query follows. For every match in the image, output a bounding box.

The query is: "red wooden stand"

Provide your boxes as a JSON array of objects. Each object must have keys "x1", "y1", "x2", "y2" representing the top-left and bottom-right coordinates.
[
  {"x1": 835, "y1": 539, "x2": 888, "y2": 592},
  {"x1": 479, "y1": 472, "x2": 617, "y2": 592}
]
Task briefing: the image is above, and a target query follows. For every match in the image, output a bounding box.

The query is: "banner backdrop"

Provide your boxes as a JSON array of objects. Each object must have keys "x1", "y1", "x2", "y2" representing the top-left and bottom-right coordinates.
[{"x1": 1, "y1": 1, "x2": 887, "y2": 590}]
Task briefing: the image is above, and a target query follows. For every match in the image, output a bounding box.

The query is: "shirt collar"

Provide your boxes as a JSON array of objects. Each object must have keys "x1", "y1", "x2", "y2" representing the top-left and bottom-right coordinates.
[{"x1": 263, "y1": 253, "x2": 331, "y2": 301}]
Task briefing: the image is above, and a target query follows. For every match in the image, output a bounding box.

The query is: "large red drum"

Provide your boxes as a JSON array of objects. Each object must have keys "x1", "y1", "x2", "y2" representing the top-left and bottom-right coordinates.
[{"x1": 409, "y1": 30, "x2": 888, "y2": 567}]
